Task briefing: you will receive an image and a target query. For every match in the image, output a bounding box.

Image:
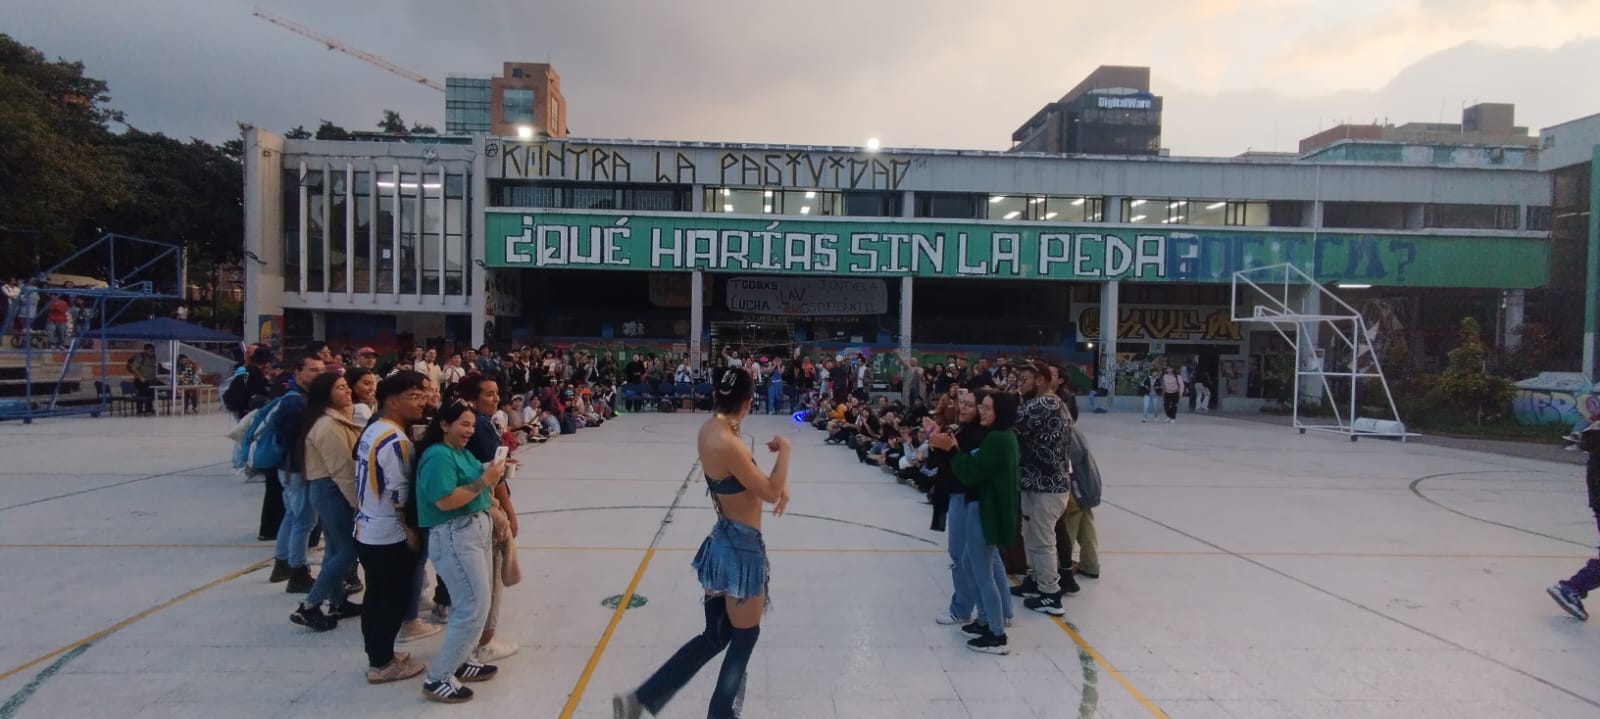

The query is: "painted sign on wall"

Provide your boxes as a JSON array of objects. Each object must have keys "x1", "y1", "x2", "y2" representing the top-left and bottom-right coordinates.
[
  {"x1": 1512, "y1": 373, "x2": 1599, "y2": 427},
  {"x1": 1076, "y1": 304, "x2": 1244, "y2": 344},
  {"x1": 726, "y1": 277, "x2": 888, "y2": 316},
  {"x1": 483, "y1": 211, "x2": 1549, "y2": 288},
  {"x1": 484, "y1": 140, "x2": 914, "y2": 190}
]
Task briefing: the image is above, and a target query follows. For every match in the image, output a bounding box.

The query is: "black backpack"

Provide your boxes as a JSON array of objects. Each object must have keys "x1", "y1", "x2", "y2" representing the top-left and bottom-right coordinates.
[
  {"x1": 559, "y1": 413, "x2": 578, "y2": 435},
  {"x1": 222, "y1": 369, "x2": 251, "y2": 416}
]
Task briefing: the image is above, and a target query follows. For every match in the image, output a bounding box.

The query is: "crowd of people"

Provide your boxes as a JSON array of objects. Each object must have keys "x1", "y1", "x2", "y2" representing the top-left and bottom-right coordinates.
[
  {"x1": 225, "y1": 340, "x2": 619, "y2": 703},
  {"x1": 795, "y1": 352, "x2": 1098, "y2": 655}
]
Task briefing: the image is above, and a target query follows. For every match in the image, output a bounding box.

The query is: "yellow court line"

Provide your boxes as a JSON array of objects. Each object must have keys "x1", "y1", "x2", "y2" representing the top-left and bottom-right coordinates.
[
  {"x1": 0, "y1": 558, "x2": 271, "y2": 683},
  {"x1": 1049, "y1": 615, "x2": 1170, "y2": 719},
  {"x1": 558, "y1": 547, "x2": 657, "y2": 719}
]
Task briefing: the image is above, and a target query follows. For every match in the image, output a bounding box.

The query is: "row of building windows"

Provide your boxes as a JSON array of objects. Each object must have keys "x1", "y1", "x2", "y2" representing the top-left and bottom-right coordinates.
[
  {"x1": 283, "y1": 168, "x2": 471, "y2": 296},
  {"x1": 484, "y1": 180, "x2": 1533, "y2": 231}
]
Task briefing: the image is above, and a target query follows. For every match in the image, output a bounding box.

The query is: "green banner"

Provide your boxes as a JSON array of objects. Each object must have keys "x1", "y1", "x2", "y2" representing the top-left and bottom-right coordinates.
[{"x1": 484, "y1": 211, "x2": 1548, "y2": 288}]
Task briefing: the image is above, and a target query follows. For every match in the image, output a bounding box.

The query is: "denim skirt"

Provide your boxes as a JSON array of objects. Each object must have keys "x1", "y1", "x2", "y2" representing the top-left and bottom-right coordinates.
[{"x1": 692, "y1": 517, "x2": 769, "y2": 604}]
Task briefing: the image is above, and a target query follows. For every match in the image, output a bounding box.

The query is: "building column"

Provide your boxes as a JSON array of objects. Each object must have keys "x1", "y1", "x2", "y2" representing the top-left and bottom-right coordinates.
[
  {"x1": 900, "y1": 190, "x2": 914, "y2": 219},
  {"x1": 1298, "y1": 285, "x2": 1322, "y2": 406},
  {"x1": 691, "y1": 184, "x2": 705, "y2": 213},
  {"x1": 899, "y1": 276, "x2": 914, "y2": 404},
  {"x1": 1502, "y1": 289, "x2": 1526, "y2": 351},
  {"x1": 1585, "y1": 146, "x2": 1600, "y2": 383},
  {"x1": 311, "y1": 311, "x2": 326, "y2": 342},
  {"x1": 1104, "y1": 196, "x2": 1123, "y2": 223},
  {"x1": 690, "y1": 270, "x2": 705, "y2": 374},
  {"x1": 1098, "y1": 280, "x2": 1118, "y2": 409},
  {"x1": 469, "y1": 143, "x2": 489, "y2": 348},
  {"x1": 242, "y1": 127, "x2": 285, "y2": 350}
]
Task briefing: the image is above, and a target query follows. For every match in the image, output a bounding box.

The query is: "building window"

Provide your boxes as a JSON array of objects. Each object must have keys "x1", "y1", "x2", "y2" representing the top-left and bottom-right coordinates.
[
  {"x1": 503, "y1": 88, "x2": 534, "y2": 125},
  {"x1": 1423, "y1": 203, "x2": 1519, "y2": 230},
  {"x1": 841, "y1": 190, "x2": 901, "y2": 217},
  {"x1": 915, "y1": 192, "x2": 984, "y2": 219},
  {"x1": 1526, "y1": 205, "x2": 1552, "y2": 232},
  {"x1": 988, "y1": 194, "x2": 1103, "y2": 222},
  {"x1": 1121, "y1": 198, "x2": 1178, "y2": 224}
]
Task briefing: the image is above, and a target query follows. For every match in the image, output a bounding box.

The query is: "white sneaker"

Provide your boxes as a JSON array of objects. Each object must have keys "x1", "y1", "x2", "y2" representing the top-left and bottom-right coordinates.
[
  {"x1": 935, "y1": 613, "x2": 968, "y2": 625},
  {"x1": 474, "y1": 639, "x2": 519, "y2": 663}
]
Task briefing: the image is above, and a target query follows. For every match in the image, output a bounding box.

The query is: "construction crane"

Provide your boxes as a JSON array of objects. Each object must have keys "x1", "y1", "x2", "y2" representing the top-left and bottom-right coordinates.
[{"x1": 252, "y1": 7, "x2": 444, "y2": 92}]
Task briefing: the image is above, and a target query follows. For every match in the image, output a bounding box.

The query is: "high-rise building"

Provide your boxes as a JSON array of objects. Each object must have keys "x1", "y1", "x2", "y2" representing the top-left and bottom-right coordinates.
[
  {"x1": 1010, "y1": 66, "x2": 1162, "y2": 156},
  {"x1": 444, "y1": 62, "x2": 567, "y2": 138}
]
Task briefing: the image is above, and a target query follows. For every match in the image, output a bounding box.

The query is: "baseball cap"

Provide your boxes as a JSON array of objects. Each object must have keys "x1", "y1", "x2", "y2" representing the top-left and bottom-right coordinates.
[{"x1": 357, "y1": 347, "x2": 376, "y2": 356}]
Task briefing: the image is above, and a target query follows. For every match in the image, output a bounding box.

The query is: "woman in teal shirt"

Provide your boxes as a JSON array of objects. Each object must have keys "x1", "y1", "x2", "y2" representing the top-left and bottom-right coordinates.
[{"x1": 414, "y1": 403, "x2": 506, "y2": 703}]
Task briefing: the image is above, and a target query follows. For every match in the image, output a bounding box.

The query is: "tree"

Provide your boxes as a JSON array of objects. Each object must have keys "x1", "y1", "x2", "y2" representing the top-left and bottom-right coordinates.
[
  {"x1": 314, "y1": 120, "x2": 352, "y2": 141},
  {"x1": 0, "y1": 34, "x2": 129, "y2": 270},
  {"x1": 1503, "y1": 322, "x2": 1556, "y2": 380},
  {"x1": 410, "y1": 121, "x2": 438, "y2": 134},
  {"x1": 1438, "y1": 317, "x2": 1515, "y2": 425},
  {"x1": 97, "y1": 129, "x2": 243, "y2": 294},
  {"x1": 377, "y1": 109, "x2": 406, "y2": 134},
  {"x1": 284, "y1": 125, "x2": 312, "y2": 139}
]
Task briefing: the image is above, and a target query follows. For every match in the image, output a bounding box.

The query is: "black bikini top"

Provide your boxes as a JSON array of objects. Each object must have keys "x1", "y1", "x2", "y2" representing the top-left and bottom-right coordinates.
[{"x1": 705, "y1": 457, "x2": 757, "y2": 495}]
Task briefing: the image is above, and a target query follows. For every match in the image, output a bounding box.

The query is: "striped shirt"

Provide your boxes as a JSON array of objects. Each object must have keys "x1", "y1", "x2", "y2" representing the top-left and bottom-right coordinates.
[{"x1": 354, "y1": 418, "x2": 413, "y2": 546}]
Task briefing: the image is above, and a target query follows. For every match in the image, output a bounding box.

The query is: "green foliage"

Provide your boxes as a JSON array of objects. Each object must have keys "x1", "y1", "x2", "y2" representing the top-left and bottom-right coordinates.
[
  {"x1": 1501, "y1": 322, "x2": 1556, "y2": 380},
  {"x1": 0, "y1": 34, "x2": 129, "y2": 266},
  {"x1": 314, "y1": 120, "x2": 352, "y2": 140},
  {"x1": 99, "y1": 129, "x2": 243, "y2": 275},
  {"x1": 377, "y1": 109, "x2": 406, "y2": 134},
  {"x1": 1260, "y1": 354, "x2": 1295, "y2": 408},
  {"x1": 284, "y1": 125, "x2": 312, "y2": 139},
  {"x1": 1436, "y1": 317, "x2": 1515, "y2": 425}
]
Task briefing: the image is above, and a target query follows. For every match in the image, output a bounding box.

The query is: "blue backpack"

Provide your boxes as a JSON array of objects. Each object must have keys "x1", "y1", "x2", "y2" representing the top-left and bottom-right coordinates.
[{"x1": 238, "y1": 393, "x2": 294, "y2": 472}]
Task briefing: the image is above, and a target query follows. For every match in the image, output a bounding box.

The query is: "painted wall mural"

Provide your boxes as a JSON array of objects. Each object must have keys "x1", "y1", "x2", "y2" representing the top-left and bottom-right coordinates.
[
  {"x1": 484, "y1": 211, "x2": 1547, "y2": 288},
  {"x1": 1512, "y1": 373, "x2": 1599, "y2": 427}
]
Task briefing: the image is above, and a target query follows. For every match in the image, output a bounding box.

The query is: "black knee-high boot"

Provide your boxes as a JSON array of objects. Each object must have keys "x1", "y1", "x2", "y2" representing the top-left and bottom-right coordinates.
[{"x1": 708, "y1": 624, "x2": 759, "y2": 718}]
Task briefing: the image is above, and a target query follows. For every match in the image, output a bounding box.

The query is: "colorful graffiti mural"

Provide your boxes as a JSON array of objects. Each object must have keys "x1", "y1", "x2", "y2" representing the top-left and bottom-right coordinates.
[{"x1": 1511, "y1": 373, "x2": 1599, "y2": 427}]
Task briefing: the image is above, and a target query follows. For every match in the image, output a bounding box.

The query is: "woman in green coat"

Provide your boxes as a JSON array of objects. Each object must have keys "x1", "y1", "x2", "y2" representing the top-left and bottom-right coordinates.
[{"x1": 930, "y1": 390, "x2": 1020, "y2": 654}]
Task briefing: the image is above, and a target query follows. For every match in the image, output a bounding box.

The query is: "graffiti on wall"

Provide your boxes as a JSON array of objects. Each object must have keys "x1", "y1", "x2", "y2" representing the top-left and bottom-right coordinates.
[
  {"x1": 1077, "y1": 304, "x2": 1243, "y2": 343},
  {"x1": 485, "y1": 141, "x2": 914, "y2": 190},
  {"x1": 484, "y1": 212, "x2": 1548, "y2": 288},
  {"x1": 1513, "y1": 389, "x2": 1600, "y2": 427}
]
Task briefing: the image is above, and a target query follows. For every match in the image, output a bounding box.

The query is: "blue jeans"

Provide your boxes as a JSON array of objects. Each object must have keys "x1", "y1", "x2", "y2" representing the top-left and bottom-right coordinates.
[
  {"x1": 305, "y1": 479, "x2": 356, "y2": 606},
  {"x1": 946, "y1": 495, "x2": 975, "y2": 621},
  {"x1": 767, "y1": 380, "x2": 783, "y2": 414},
  {"x1": 635, "y1": 596, "x2": 753, "y2": 719},
  {"x1": 962, "y1": 498, "x2": 1011, "y2": 636},
  {"x1": 426, "y1": 512, "x2": 493, "y2": 683},
  {"x1": 274, "y1": 471, "x2": 313, "y2": 568},
  {"x1": 1141, "y1": 394, "x2": 1157, "y2": 419}
]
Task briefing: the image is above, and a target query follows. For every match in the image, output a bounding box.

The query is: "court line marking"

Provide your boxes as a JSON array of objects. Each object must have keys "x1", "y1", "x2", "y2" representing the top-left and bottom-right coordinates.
[
  {"x1": 1409, "y1": 471, "x2": 1594, "y2": 549},
  {"x1": 1050, "y1": 616, "x2": 1167, "y2": 718},
  {"x1": 0, "y1": 558, "x2": 271, "y2": 684},
  {"x1": 0, "y1": 460, "x2": 230, "y2": 513},
  {"x1": 1105, "y1": 497, "x2": 1600, "y2": 710},
  {"x1": 0, "y1": 544, "x2": 1586, "y2": 561},
  {"x1": 558, "y1": 459, "x2": 701, "y2": 719}
]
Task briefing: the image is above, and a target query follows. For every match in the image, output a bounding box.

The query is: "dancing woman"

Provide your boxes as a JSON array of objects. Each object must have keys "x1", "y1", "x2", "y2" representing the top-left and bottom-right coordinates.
[{"x1": 614, "y1": 367, "x2": 791, "y2": 719}]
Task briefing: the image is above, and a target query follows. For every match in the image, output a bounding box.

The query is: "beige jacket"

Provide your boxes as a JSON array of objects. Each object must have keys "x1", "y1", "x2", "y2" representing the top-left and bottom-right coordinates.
[{"x1": 304, "y1": 408, "x2": 362, "y2": 506}]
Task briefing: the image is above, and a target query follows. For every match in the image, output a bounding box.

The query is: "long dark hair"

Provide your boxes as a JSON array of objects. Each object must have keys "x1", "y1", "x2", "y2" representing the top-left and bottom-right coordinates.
[
  {"x1": 711, "y1": 367, "x2": 753, "y2": 415},
  {"x1": 293, "y1": 371, "x2": 346, "y2": 473},
  {"x1": 415, "y1": 401, "x2": 475, "y2": 462},
  {"x1": 345, "y1": 367, "x2": 376, "y2": 404},
  {"x1": 985, "y1": 390, "x2": 1020, "y2": 432}
]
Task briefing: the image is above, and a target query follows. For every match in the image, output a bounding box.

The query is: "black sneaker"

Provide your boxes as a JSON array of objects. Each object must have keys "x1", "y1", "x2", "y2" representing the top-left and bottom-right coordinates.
[
  {"x1": 966, "y1": 629, "x2": 1010, "y2": 655},
  {"x1": 290, "y1": 602, "x2": 338, "y2": 632},
  {"x1": 1025, "y1": 591, "x2": 1066, "y2": 616},
  {"x1": 422, "y1": 677, "x2": 474, "y2": 703},
  {"x1": 344, "y1": 568, "x2": 363, "y2": 595},
  {"x1": 1061, "y1": 573, "x2": 1081, "y2": 594},
  {"x1": 1009, "y1": 576, "x2": 1041, "y2": 598},
  {"x1": 268, "y1": 559, "x2": 291, "y2": 583},
  {"x1": 285, "y1": 566, "x2": 315, "y2": 594},
  {"x1": 1549, "y1": 582, "x2": 1589, "y2": 621},
  {"x1": 959, "y1": 621, "x2": 987, "y2": 639},
  {"x1": 454, "y1": 661, "x2": 499, "y2": 683},
  {"x1": 329, "y1": 600, "x2": 363, "y2": 619}
]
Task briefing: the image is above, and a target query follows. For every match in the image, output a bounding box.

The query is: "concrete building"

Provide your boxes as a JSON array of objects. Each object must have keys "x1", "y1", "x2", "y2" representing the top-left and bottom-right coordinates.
[
  {"x1": 1298, "y1": 102, "x2": 1539, "y2": 167},
  {"x1": 1010, "y1": 66, "x2": 1162, "y2": 156},
  {"x1": 1536, "y1": 113, "x2": 1600, "y2": 379},
  {"x1": 445, "y1": 62, "x2": 567, "y2": 138},
  {"x1": 243, "y1": 121, "x2": 1562, "y2": 410}
]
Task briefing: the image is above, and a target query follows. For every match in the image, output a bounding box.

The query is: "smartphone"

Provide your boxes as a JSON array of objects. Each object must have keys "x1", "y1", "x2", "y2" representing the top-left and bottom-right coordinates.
[{"x1": 493, "y1": 446, "x2": 509, "y2": 463}]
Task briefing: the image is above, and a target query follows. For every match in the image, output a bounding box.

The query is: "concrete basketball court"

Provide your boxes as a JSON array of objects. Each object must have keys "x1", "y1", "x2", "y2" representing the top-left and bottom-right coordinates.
[{"x1": 0, "y1": 405, "x2": 1596, "y2": 718}]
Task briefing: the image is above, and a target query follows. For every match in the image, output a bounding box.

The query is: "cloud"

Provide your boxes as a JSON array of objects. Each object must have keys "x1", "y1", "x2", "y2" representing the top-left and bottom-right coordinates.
[{"x1": 3, "y1": 0, "x2": 1598, "y2": 157}]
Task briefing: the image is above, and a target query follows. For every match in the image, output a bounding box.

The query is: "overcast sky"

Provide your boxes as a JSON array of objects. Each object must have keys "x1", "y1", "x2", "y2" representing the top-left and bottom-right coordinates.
[{"x1": 8, "y1": 0, "x2": 1600, "y2": 156}]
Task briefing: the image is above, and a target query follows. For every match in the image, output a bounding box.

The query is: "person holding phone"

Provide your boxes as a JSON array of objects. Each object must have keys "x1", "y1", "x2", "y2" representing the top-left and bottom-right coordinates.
[
  {"x1": 413, "y1": 402, "x2": 507, "y2": 703},
  {"x1": 613, "y1": 367, "x2": 790, "y2": 719}
]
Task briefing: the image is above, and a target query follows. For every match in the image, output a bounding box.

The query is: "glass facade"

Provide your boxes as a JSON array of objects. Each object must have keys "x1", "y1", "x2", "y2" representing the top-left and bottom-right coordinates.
[
  {"x1": 1120, "y1": 198, "x2": 1270, "y2": 226},
  {"x1": 445, "y1": 77, "x2": 492, "y2": 134},
  {"x1": 284, "y1": 162, "x2": 470, "y2": 298},
  {"x1": 986, "y1": 195, "x2": 1103, "y2": 222},
  {"x1": 503, "y1": 88, "x2": 535, "y2": 125}
]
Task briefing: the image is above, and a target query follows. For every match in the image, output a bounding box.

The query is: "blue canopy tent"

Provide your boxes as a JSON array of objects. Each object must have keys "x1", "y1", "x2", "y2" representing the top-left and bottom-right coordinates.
[{"x1": 89, "y1": 318, "x2": 242, "y2": 417}]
